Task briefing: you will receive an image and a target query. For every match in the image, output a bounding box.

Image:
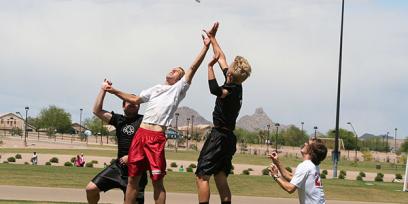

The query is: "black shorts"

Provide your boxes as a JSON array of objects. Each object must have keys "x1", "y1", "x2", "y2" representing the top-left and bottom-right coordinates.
[
  {"x1": 92, "y1": 160, "x2": 148, "y2": 194},
  {"x1": 195, "y1": 128, "x2": 237, "y2": 176}
]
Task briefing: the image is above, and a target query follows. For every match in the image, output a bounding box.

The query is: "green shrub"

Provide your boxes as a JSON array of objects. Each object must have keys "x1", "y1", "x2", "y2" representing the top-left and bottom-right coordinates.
[
  {"x1": 64, "y1": 162, "x2": 73, "y2": 167},
  {"x1": 91, "y1": 160, "x2": 98, "y2": 164},
  {"x1": 2, "y1": 161, "x2": 8, "y2": 164},
  {"x1": 45, "y1": 162, "x2": 51, "y2": 165},
  {"x1": 85, "y1": 162, "x2": 94, "y2": 168},
  {"x1": 242, "y1": 169, "x2": 250, "y2": 175},
  {"x1": 359, "y1": 171, "x2": 366, "y2": 177},
  {"x1": 322, "y1": 169, "x2": 328, "y2": 175},
  {"x1": 15, "y1": 154, "x2": 22, "y2": 159},
  {"x1": 375, "y1": 175, "x2": 383, "y2": 182},
  {"x1": 24, "y1": 162, "x2": 29, "y2": 165},
  {"x1": 49, "y1": 157, "x2": 59, "y2": 163},
  {"x1": 167, "y1": 168, "x2": 173, "y2": 172},
  {"x1": 262, "y1": 168, "x2": 270, "y2": 176},
  {"x1": 340, "y1": 170, "x2": 347, "y2": 176},
  {"x1": 70, "y1": 157, "x2": 76, "y2": 163},
  {"x1": 320, "y1": 173, "x2": 326, "y2": 179},
  {"x1": 356, "y1": 175, "x2": 363, "y2": 181},
  {"x1": 186, "y1": 167, "x2": 194, "y2": 172},
  {"x1": 375, "y1": 164, "x2": 381, "y2": 169},
  {"x1": 7, "y1": 157, "x2": 16, "y2": 162},
  {"x1": 396, "y1": 173, "x2": 403, "y2": 180},
  {"x1": 377, "y1": 172, "x2": 384, "y2": 178},
  {"x1": 188, "y1": 163, "x2": 197, "y2": 168},
  {"x1": 248, "y1": 168, "x2": 254, "y2": 171},
  {"x1": 170, "y1": 162, "x2": 178, "y2": 168},
  {"x1": 285, "y1": 167, "x2": 292, "y2": 173},
  {"x1": 338, "y1": 174, "x2": 345, "y2": 179}
]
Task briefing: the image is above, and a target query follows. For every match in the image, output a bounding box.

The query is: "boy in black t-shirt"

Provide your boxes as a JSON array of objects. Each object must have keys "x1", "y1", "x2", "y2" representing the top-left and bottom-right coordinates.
[
  {"x1": 195, "y1": 22, "x2": 252, "y2": 204},
  {"x1": 86, "y1": 80, "x2": 148, "y2": 204}
]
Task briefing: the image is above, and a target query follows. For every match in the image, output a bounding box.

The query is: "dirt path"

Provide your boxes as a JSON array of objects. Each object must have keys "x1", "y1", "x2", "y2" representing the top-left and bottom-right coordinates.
[{"x1": 0, "y1": 185, "x2": 398, "y2": 204}]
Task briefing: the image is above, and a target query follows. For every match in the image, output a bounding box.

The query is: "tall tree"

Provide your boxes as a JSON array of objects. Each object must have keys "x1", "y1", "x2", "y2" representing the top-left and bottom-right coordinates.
[
  {"x1": 84, "y1": 116, "x2": 109, "y2": 136},
  {"x1": 327, "y1": 128, "x2": 358, "y2": 150},
  {"x1": 37, "y1": 105, "x2": 72, "y2": 135},
  {"x1": 281, "y1": 125, "x2": 309, "y2": 147}
]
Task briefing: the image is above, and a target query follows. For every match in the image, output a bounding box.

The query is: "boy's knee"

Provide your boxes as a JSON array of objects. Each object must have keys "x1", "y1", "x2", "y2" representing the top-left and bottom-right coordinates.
[{"x1": 85, "y1": 182, "x2": 100, "y2": 194}]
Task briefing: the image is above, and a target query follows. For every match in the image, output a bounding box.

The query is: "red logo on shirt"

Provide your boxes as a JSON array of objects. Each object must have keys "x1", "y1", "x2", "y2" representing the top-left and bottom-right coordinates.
[{"x1": 315, "y1": 173, "x2": 322, "y2": 187}]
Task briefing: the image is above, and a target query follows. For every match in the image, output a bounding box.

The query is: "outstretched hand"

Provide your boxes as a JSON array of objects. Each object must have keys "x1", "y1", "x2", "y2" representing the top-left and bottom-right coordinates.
[
  {"x1": 102, "y1": 79, "x2": 115, "y2": 93},
  {"x1": 269, "y1": 163, "x2": 279, "y2": 176},
  {"x1": 202, "y1": 34, "x2": 210, "y2": 47},
  {"x1": 203, "y1": 22, "x2": 219, "y2": 39}
]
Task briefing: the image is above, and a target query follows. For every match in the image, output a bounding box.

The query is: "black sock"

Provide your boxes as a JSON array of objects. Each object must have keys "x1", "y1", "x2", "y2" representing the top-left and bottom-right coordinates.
[{"x1": 221, "y1": 201, "x2": 231, "y2": 204}]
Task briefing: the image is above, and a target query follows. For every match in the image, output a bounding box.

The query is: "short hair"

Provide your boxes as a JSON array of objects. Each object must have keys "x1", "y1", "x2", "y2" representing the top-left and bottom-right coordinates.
[
  {"x1": 230, "y1": 56, "x2": 252, "y2": 84},
  {"x1": 123, "y1": 94, "x2": 137, "y2": 107},
  {"x1": 308, "y1": 140, "x2": 328, "y2": 166},
  {"x1": 177, "y1": 67, "x2": 185, "y2": 80}
]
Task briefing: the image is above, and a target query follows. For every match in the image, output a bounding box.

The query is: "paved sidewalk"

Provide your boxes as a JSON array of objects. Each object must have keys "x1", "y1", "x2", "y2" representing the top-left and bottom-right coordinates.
[{"x1": 0, "y1": 185, "x2": 398, "y2": 204}]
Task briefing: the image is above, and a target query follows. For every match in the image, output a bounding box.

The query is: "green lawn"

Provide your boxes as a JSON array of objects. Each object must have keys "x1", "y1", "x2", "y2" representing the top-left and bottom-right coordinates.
[
  {"x1": 0, "y1": 164, "x2": 406, "y2": 203},
  {"x1": 1, "y1": 148, "x2": 405, "y2": 174}
]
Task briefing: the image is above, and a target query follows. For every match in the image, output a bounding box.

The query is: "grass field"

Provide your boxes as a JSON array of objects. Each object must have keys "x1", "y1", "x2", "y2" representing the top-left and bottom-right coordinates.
[
  {"x1": 1, "y1": 148, "x2": 404, "y2": 174},
  {"x1": 0, "y1": 164, "x2": 406, "y2": 203}
]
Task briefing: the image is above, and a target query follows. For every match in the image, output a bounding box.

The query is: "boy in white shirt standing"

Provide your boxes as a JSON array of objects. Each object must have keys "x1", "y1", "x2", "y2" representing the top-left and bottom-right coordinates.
[{"x1": 269, "y1": 138, "x2": 328, "y2": 204}]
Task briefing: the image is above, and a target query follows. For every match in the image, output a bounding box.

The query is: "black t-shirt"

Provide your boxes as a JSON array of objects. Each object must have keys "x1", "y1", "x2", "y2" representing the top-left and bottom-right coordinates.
[
  {"x1": 109, "y1": 112, "x2": 143, "y2": 159},
  {"x1": 212, "y1": 69, "x2": 242, "y2": 131}
]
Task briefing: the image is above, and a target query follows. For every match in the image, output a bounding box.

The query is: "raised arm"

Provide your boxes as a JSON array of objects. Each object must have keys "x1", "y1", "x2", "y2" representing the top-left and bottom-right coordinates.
[
  {"x1": 184, "y1": 35, "x2": 210, "y2": 84},
  {"x1": 208, "y1": 54, "x2": 229, "y2": 98},
  {"x1": 93, "y1": 80, "x2": 113, "y2": 123},
  {"x1": 204, "y1": 22, "x2": 228, "y2": 71},
  {"x1": 269, "y1": 164, "x2": 297, "y2": 194},
  {"x1": 104, "y1": 83, "x2": 143, "y2": 105}
]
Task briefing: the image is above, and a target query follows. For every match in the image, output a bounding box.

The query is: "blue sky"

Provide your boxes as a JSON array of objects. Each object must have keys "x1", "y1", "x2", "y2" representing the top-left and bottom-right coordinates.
[{"x1": 1, "y1": 0, "x2": 407, "y2": 137}]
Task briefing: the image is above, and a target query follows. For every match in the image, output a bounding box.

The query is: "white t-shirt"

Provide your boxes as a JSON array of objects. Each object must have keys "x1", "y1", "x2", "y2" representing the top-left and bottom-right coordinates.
[
  {"x1": 139, "y1": 77, "x2": 190, "y2": 127},
  {"x1": 290, "y1": 160, "x2": 326, "y2": 204}
]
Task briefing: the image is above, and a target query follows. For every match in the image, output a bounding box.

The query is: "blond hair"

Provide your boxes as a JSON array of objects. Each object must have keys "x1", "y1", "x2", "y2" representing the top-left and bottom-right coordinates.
[{"x1": 230, "y1": 56, "x2": 252, "y2": 84}]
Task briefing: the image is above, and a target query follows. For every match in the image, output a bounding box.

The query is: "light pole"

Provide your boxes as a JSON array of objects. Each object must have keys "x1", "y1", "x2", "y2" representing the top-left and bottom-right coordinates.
[
  {"x1": 386, "y1": 131, "x2": 389, "y2": 153},
  {"x1": 186, "y1": 118, "x2": 190, "y2": 150},
  {"x1": 314, "y1": 126, "x2": 318, "y2": 138},
  {"x1": 275, "y1": 123, "x2": 280, "y2": 152},
  {"x1": 394, "y1": 128, "x2": 398, "y2": 153},
  {"x1": 266, "y1": 124, "x2": 270, "y2": 153},
  {"x1": 333, "y1": 0, "x2": 345, "y2": 179},
  {"x1": 79, "y1": 108, "x2": 83, "y2": 144},
  {"x1": 190, "y1": 115, "x2": 194, "y2": 150},
  {"x1": 301, "y1": 122, "x2": 304, "y2": 137},
  {"x1": 347, "y1": 122, "x2": 358, "y2": 161},
  {"x1": 24, "y1": 107, "x2": 29, "y2": 146},
  {"x1": 175, "y1": 113, "x2": 179, "y2": 152}
]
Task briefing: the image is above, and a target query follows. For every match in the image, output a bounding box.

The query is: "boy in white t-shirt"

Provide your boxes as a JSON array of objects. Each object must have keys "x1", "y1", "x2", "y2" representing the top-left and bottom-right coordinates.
[
  {"x1": 268, "y1": 138, "x2": 328, "y2": 204},
  {"x1": 103, "y1": 23, "x2": 217, "y2": 204}
]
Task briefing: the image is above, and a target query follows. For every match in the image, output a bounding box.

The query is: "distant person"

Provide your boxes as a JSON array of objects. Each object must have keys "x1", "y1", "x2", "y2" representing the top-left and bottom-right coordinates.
[
  {"x1": 268, "y1": 138, "x2": 328, "y2": 204},
  {"x1": 75, "y1": 155, "x2": 82, "y2": 167},
  {"x1": 31, "y1": 152, "x2": 38, "y2": 165},
  {"x1": 103, "y1": 23, "x2": 212, "y2": 204},
  {"x1": 85, "y1": 81, "x2": 147, "y2": 204},
  {"x1": 80, "y1": 153, "x2": 85, "y2": 167},
  {"x1": 196, "y1": 22, "x2": 252, "y2": 204},
  {"x1": 179, "y1": 165, "x2": 184, "y2": 172}
]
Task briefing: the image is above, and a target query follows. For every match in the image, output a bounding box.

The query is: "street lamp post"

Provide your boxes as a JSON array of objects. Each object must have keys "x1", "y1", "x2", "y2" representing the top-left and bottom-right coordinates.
[
  {"x1": 189, "y1": 115, "x2": 194, "y2": 150},
  {"x1": 347, "y1": 122, "x2": 358, "y2": 161},
  {"x1": 333, "y1": 0, "x2": 346, "y2": 179},
  {"x1": 314, "y1": 126, "x2": 318, "y2": 138},
  {"x1": 175, "y1": 113, "x2": 179, "y2": 152},
  {"x1": 79, "y1": 108, "x2": 83, "y2": 144},
  {"x1": 394, "y1": 128, "x2": 398, "y2": 153},
  {"x1": 186, "y1": 118, "x2": 190, "y2": 150},
  {"x1": 266, "y1": 124, "x2": 270, "y2": 153},
  {"x1": 275, "y1": 123, "x2": 280, "y2": 152},
  {"x1": 24, "y1": 107, "x2": 29, "y2": 146},
  {"x1": 301, "y1": 122, "x2": 304, "y2": 137},
  {"x1": 386, "y1": 131, "x2": 389, "y2": 153}
]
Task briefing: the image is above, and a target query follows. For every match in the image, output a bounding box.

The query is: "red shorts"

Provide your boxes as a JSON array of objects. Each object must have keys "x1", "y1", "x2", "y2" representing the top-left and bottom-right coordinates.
[{"x1": 128, "y1": 128, "x2": 167, "y2": 181}]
